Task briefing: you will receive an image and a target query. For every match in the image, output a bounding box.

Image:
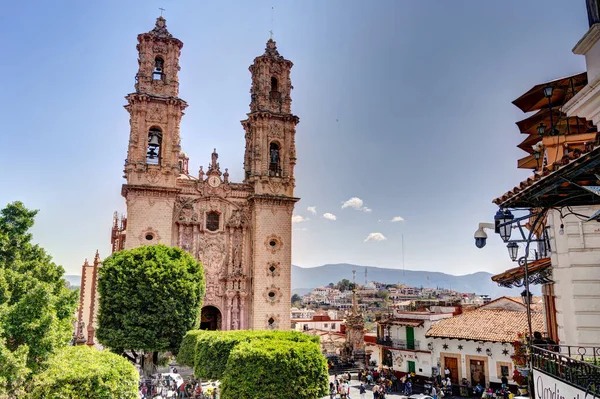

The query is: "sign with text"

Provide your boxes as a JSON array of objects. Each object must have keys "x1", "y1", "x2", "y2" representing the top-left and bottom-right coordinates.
[{"x1": 533, "y1": 370, "x2": 588, "y2": 399}]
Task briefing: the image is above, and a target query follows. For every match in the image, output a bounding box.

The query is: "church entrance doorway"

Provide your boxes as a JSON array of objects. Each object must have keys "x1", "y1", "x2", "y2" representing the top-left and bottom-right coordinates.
[{"x1": 200, "y1": 306, "x2": 222, "y2": 331}]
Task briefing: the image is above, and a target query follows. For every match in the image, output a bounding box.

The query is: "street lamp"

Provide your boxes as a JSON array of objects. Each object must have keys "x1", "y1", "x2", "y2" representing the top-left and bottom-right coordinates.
[
  {"x1": 507, "y1": 242, "x2": 519, "y2": 262},
  {"x1": 495, "y1": 209, "x2": 514, "y2": 242},
  {"x1": 537, "y1": 122, "x2": 546, "y2": 136},
  {"x1": 520, "y1": 290, "x2": 532, "y2": 306},
  {"x1": 543, "y1": 84, "x2": 554, "y2": 99}
]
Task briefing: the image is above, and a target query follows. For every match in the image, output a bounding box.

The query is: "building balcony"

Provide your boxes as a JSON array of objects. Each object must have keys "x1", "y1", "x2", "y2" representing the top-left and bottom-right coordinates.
[
  {"x1": 376, "y1": 337, "x2": 420, "y2": 351},
  {"x1": 531, "y1": 344, "x2": 600, "y2": 394}
]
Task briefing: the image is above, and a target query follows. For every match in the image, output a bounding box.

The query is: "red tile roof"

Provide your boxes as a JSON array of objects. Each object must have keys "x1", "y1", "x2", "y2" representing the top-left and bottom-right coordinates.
[{"x1": 425, "y1": 308, "x2": 545, "y2": 343}]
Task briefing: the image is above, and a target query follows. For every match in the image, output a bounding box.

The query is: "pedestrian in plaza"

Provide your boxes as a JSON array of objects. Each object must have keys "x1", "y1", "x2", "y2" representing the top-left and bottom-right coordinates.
[
  {"x1": 431, "y1": 384, "x2": 438, "y2": 399},
  {"x1": 359, "y1": 383, "x2": 367, "y2": 399}
]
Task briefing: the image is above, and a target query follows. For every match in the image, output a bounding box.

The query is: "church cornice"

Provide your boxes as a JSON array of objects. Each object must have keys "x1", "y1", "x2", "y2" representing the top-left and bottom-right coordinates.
[
  {"x1": 121, "y1": 184, "x2": 181, "y2": 198},
  {"x1": 125, "y1": 93, "x2": 188, "y2": 109},
  {"x1": 241, "y1": 112, "x2": 299, "y2": 129},
  {"x1": 249, "y1": 194, "x2": 300, "y2": 204}
]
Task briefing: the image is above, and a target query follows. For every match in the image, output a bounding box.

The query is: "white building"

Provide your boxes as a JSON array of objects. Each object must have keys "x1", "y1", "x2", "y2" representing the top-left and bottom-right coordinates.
[
  {"x1": 425, "y1": 297, "x2": 545, "y2": 388},
  {"x1": 291, "y1": 314, "x2": 343, "y2": 333},
  {"x1": 290, "y1": 307, "x2": 316, "y2": 320},
  {"x1": 377, "y1": 309, "x2": 455, "y2": 377}
]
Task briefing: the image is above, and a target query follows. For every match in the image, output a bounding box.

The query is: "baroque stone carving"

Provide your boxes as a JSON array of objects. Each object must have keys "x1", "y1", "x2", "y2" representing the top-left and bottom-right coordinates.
[
  {"x1": 198, "y1": 233, "x2": 227, "y2": 275},
  {"x1": 266, "y1": 262, "x2": 281, "y2": 277},
  {"x1": 263, "y1": 284, "x2": 283, "y2": 304},
  {"x1": 264, "y1": 234, "x2": 282, "y2": 254},
  {"x1": 138, "y1": 227, "x2": 161, "y2": 243},
  {"x1": 147, "y1": 104, "x2": 165, "y2": 123}
]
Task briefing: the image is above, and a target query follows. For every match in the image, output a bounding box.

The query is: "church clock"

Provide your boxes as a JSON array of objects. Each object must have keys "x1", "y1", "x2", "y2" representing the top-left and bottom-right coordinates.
[{"x1": 208, "y1": 175, "x2": 221, "y2": 188}]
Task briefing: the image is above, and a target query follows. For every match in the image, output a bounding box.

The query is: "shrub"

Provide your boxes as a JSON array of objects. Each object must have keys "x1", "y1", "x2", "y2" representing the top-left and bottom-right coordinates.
[
  {"x1": 220, "y1": 339, "x2": 328, "y2": 399},
  {"x1": 177, "y1": 330, "x2": 208, "y2": 367},
  {"x1": 193, "y1": 330, "x2": 319, "y2": 379},
  {"x1": 30, "y1": 346, "x2": 139, "y2": 399}
]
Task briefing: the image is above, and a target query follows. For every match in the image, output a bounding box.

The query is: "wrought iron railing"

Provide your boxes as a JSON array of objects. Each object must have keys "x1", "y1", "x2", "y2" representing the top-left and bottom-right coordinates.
[
  {"x1": 531, "y1": 345, "x2": 600, "y2": 394},
  {"x1": 376, "y1": 337, "x2": 420, "y2": 350}
]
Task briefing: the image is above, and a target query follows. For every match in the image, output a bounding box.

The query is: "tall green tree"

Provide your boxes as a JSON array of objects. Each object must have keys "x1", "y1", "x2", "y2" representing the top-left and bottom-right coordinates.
[
  {"x1": 97, "y1": 244, "x2": 205, "y2": 376},
  {"x1": 0, "y1": 201, "x2": 78, "y2": 395}
]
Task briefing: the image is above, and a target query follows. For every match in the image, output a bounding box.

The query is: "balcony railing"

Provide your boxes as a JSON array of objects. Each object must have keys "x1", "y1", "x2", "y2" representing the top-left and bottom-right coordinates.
[
  {"x1": 376, "y1": 337, "x2": 420, "y2": 350},
  {"x1": 531, "y1": 345, "x2": 600, "y2": 394}
]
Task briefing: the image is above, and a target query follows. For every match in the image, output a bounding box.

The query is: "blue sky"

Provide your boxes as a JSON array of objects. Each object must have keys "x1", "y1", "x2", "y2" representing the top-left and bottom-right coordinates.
[{"x1": 0, "y1": 1, "x2": 590, "y2": 278}]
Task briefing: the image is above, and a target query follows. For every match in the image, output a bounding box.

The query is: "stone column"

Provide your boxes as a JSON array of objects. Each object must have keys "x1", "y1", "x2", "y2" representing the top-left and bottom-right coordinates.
[
  {"x1": 192, "y1": 225, "x2": 198, "y2": 257},
  {"x1": 228, "y1": 227, "x2": 233, "y2": 274},
  {"x1": 178, "y1": 223, "x2": 183, "y2": 247}
]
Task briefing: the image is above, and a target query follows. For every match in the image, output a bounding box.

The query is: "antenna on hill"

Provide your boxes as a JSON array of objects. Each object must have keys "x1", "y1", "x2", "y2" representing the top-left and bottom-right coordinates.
[
  {"x1": 427, "y1": 275, "x2": 430, "y2": 288},
  {"x1": 364, "y1": 268, "x2": 368, "y2": 286}
]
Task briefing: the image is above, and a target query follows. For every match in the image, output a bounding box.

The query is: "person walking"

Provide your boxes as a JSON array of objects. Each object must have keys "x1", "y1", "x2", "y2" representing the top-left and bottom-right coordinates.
[{"x1": 359, "y1": 383, "x2": 367, "y2": 399}]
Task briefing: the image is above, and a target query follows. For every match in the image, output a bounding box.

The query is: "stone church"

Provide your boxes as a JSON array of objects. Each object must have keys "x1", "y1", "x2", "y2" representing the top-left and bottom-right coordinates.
[{"x1": 77, "y1": 16, "x2": 299, "y2": 343}]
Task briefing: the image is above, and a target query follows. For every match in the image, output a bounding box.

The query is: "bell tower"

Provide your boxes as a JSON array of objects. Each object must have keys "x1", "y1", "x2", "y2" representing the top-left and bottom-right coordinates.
[
  {"x1": 121, "y1": 16, "x2": 187, "y2": 250},
  {"x1": 243, "y1": 39, "x2": 300, "y2": 330},
  {"x1": 242, "y1": 39, "x2": 299, "y2": 196},
  {"x1": 123, "y1": 16, "x2": 187, "y2": 188}
]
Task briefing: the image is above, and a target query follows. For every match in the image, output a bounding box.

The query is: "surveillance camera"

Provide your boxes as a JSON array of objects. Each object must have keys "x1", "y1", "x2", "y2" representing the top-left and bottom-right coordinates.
[
  {"x1": 474, "y1": 225, "x2": 490, "y2": 249},
  {"x1": 475, "y1": 237, "x2": 487, "y2": 249}
]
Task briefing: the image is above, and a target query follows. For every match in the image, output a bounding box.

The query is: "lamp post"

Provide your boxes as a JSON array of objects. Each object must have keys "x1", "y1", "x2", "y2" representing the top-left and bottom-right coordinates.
[{"x1": 543, "y1": 84, "x2": 556, "y2": 135}]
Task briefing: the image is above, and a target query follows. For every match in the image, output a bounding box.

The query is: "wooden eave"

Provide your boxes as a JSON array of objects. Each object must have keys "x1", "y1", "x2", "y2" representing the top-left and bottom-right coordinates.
[
  {"x1": 512, "y1": 72, "x2": 587, "y2": 113},
  {"x1": 493, "y1": 145, "x2": 600, "y2": 208}
]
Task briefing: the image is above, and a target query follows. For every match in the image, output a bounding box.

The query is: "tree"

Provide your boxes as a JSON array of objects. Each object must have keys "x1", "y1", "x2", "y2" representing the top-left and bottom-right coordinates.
[
  {"x1": 97, "y1": 244, "x2": 205, "y2": 376},
  {"x1": 0, "y1": 202, "x2": 78, "y2": 395},
  {"x1": 291, "y1": 293, "x2": 302, "y2": 306},
  {"x1": 30, "y1": 346, "x2": 139, "y2": 399},
  {"x1": 336, "y1": 279, "x2": 351, "y2": 292}
]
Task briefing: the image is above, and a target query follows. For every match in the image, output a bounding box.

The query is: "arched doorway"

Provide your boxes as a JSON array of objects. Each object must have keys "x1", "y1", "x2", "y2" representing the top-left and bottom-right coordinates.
[{"x1": 200, "y1": 306, "x2": 222, "y2": 331}]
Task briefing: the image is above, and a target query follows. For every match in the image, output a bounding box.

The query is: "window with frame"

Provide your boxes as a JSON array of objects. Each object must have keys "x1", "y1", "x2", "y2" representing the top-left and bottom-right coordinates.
[{"x1": 206, "y1": 212, "x2": 220, "y2": 231}]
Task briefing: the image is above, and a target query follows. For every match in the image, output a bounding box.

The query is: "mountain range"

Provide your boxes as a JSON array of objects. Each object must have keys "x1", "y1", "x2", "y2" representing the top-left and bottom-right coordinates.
[
  {"x1": 291, "y1": 264, "x2": 536, "y2": 298},
  {"x1": 65, "y1": 263, "x2": 534, "y2": 299}
]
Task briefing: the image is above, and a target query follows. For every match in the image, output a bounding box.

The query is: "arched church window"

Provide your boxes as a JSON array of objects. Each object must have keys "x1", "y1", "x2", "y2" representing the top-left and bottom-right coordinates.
[
  {"x1": 269, "y1": 142, "x2": 281, "y2": 177},
  {"x1": 270, "y1": 77, "x2": 281, "y2": 100},
  {"x1": 146, "y1": 128, "x2": 162, "y2": 165},
  {"x1": 153, "y1": 57, "x2": 164, "y2": 80},
  {"x1": 206, "y1": 211, "x2": 220, "y2": 232}
]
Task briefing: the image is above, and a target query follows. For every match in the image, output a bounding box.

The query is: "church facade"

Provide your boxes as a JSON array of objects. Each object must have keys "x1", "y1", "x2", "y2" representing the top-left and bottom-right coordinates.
[{"x1": 78, "y1": 16, "x2": 299, "y2": 341}]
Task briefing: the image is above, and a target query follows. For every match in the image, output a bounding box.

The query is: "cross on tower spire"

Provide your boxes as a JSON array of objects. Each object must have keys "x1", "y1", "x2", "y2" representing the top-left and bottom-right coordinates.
[{"x1": 159, "y1": 7, "x2": 165, "y2": 16}]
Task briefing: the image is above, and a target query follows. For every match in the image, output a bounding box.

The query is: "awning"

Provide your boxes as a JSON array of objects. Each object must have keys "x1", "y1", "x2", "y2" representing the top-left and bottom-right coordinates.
[
  {"x1": 380, "y1": 318, "x2": 424, "y2": 327},
  {"x1": 512, "y1": 72, "x2": 587, "y2": 113},
  {"x1": 491, "y1": 257, "x2": 552, "y2": 288},
  {"x1": 493, "y1": 145, "x2": 600, "y2": 208}
]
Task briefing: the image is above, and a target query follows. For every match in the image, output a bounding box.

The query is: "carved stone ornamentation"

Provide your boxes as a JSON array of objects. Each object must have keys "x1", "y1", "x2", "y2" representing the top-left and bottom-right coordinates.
[
  {"x1": 138, "y1": 227, "x2": 161, "y2": 244},
  {"x1": 263, "y1": 284, "x2": 283, "y2": 304},
  {"x1": 266, "y1": 262, "x2": 280, "y2": 277},
  {"x1": 198, "y1": 233, "x2": 227, "y2": 275},
  {"x1": 264, "y1": 234, "x2": 282, "y2": 254},
  {"x1": 147, "y1": 104, "x2": 165, "y2": 123}
]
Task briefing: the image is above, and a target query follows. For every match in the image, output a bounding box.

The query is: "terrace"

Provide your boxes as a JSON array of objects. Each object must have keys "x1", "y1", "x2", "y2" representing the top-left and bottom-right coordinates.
[{"x1": 531, "y1": 344, "x2": 600, "y2": 394}]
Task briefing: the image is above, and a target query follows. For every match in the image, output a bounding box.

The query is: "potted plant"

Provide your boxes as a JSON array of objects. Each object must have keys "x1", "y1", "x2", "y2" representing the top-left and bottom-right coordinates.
[{"x1": 510, "y1": 333, "x2": 527, "y2": 370}]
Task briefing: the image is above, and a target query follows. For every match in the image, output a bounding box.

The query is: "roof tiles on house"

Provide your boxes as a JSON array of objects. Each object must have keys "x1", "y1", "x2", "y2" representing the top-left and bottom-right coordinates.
[{"x1": 425, "y1": 309, "x2": 545, "y2": 343}]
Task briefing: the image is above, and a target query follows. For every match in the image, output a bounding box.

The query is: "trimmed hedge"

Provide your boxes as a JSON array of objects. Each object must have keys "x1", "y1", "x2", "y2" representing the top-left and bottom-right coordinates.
[
  {"x1": 30, "y1": 346, "x2": 139, "y2": 399},
  {"x1": 192, "y1": 330, "x2": 319, "y2": 380},
  {"x1": 220, "y1": 339, "x2": 329, "y2": 399},
  {"x1": 177, "y1": 330, "x2": 212, "y2": 367}
]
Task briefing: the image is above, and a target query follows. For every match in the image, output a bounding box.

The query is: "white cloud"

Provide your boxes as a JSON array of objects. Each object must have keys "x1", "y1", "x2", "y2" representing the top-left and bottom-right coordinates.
[
  {"x1": 292, "y1": 215, "x2": 309, "y2": 223},
  {"x1": 391, "y1": 216, "x2": 405, "y2": 222},
  {"x1": 307, "y1": 206, "x2": 317, "y2": 215},
  {"x1": 364, "y1": 233, "x2": 387, "y2": 242},
  {"x1": 323, "y1": 213, "x2": 337, "y2": 221},
  {"x1": 342, "y1": 197, "x2": 371, "y2": 212},
  {"x1": 294, "y1": 227, "x2": 309, "y2": 231}
]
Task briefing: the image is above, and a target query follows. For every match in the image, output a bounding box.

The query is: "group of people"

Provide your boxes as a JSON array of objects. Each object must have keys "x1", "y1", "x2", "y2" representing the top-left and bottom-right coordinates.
[
  {"x1": 471, "y1": 384, "x2": 512, "y2": 399},
  {"x1": 357, "y1": 368, "x2": 407, "y2": 394},
  {"x1": 139, "y1": 377, "x2": 219, "y2": 399},
  {"x1": 329, "y1": 373, "x2": 354, "y2": 399}
]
